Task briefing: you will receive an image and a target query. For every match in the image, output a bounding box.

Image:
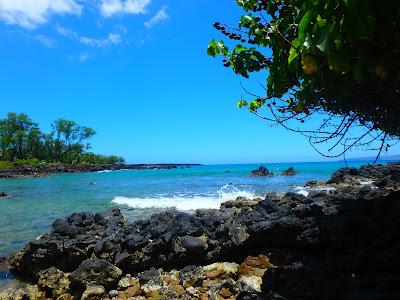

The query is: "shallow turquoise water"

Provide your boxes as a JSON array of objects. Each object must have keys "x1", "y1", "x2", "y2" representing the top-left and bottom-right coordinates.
[{"x1": 0, "y1": 161, "x2": 386, "y2": 258}]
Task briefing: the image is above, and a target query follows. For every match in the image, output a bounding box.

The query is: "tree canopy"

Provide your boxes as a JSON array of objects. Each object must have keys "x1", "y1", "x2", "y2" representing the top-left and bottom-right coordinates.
[
  {"x1": 0, "y1": 113, "x2": 125, "y2": 165},
  {"x1": 208, "y1": 0, "x2": 400, "y2": 159}
]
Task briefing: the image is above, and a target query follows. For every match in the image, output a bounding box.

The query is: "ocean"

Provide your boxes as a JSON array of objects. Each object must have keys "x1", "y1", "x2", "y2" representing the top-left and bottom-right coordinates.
[{"x1": 0, "y1": 161, "x2": 387, "y2": 258}]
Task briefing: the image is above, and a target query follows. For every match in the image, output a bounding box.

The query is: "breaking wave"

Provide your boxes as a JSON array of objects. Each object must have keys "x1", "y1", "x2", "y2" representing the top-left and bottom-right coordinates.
[{"x1": 111, "y1": 184, "x2": 256, "y2": 211}]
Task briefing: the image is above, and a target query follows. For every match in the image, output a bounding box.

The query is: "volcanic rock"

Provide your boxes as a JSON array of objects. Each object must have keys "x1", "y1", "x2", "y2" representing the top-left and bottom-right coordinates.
[{"x1": 251, "y1": 166, "x2": 274, "y2": 177}]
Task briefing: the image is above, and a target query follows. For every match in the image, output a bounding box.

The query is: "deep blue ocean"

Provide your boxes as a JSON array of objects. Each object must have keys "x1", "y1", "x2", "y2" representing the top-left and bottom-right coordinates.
[{"x1": 0, "y1": 161, "x2": 384, "y2": 259}]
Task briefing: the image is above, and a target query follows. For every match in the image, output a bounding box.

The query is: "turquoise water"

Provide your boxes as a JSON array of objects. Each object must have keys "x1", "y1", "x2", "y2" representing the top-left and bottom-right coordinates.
[{"x1": 0, "y1": 161, "x2": 383, "y2": 258}]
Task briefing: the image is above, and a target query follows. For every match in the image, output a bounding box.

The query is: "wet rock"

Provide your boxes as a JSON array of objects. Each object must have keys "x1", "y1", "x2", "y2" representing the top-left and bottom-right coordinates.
[
  {"x1": 282, "y1": 167, "x2": 296, "y2": 176},
  {"x1": 221, "y1": 197, "x2": 261, "y2": 209},
  {"x1": 251, "y1": 166, "x2": 274, "y2": 177},
  {"x1": 69, "y1": 259, "x2": 122, "y2": 291}
]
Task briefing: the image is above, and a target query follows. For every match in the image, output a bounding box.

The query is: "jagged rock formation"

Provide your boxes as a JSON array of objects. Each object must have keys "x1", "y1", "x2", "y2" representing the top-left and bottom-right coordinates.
[
  {"x1": 251, "y1": 166, "x2": 274, "y2": 177},
  {"x1": 282, "y1": 167, "x2": 296, "y2": 176},
  {"x1": 2, "y1": 163, "x2": 400, "y2": 299}
]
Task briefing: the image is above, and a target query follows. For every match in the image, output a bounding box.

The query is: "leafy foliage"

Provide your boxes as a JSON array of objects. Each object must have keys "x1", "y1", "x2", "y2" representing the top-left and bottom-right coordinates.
[
  {"x1": 0, "y1": 113, "x2": 124, "y2": 164},
  {"x1": 208, "y1": 0, "x2": 400, "y2": 158}
]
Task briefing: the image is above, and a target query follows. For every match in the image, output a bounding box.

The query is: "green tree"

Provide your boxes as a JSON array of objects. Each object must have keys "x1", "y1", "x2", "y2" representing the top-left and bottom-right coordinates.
[
  {"x1": 208, "y1": 0, "x2": 400, "y2": 159},
  {"x1": 0, "y1": 113, "x2": 124, "y2": 165},
  {"x1": 0, "y1": 113, "x2": 41, "y2": 160},
  {"x1": 50, "y1": 119, "x2": 96, "y2": 163},
  {"x1": 80, "y1": 152, "x2": 125, "y2": 164}
]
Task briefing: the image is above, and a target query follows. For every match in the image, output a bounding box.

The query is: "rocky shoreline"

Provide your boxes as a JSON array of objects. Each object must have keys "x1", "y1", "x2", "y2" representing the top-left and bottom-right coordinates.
[
  {"x1": 1, "y1": 163, "x2": 400, "y2": 299},
  {"x1": 0, "y1": 163, "x2": 201, "y2": 179}
]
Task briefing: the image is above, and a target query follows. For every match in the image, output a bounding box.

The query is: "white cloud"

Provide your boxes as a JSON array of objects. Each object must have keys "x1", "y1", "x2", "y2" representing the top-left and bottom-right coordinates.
[
  {"x1": 56, "y1": 24, "x2": 78, "y2": 37},
  {"x1": 56, "y1": 25, "x2": 123, "y2": 47},
  {"x1": 79, "y1": 32, "x2": 121, "y2": 47},
  {"x1": 100, "y1": 0, "x2": 151, "y2": 17},
  {"x1": 0, "y1": 0, "x2": 82, "y2": 29},
  {"x1": 79, "y1": 52, "x2": 90, "y2": 62},
  {"x1": 34, "y1": 34, "x2": 56, "y2": 47},
  {"x1": 144, "y1": 6, "x2": 168, "y2": 28}
]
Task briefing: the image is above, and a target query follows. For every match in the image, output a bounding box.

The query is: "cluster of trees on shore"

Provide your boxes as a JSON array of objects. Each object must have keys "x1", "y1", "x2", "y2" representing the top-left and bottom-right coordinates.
[{"x1": 0, "y1": 112, "x2": 125, "y2": 164}]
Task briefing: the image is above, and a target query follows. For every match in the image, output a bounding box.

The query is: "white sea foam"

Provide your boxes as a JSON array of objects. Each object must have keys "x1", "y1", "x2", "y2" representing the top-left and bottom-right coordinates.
[
  {"x1": 359, "y1": 180, "x2": 374, "y2": 185},
  {"x1": 112, "y1": 184, "x2": 256, "y2": 211},
  {"x1": 294, "y1": 185, "x2": 336, "y2": 196},
  {"x1": 98, "y1": 170, "x2": 112, "y2": 173},
  {"x1": 297, "y1": 190, "x2": 309, "y2": 197}
]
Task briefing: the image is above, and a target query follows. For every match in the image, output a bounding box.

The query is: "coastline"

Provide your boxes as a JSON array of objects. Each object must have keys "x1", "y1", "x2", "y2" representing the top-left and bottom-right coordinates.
[
  {"x1": 1, "y1": 162, "x2": 399, "y2": 299},
  {"x1": 0, "y1": 163, "x2": 201, "y2": 179}
]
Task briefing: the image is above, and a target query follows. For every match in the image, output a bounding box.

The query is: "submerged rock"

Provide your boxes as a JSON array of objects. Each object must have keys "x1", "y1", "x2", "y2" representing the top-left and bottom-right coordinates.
[{"x1": 251, "y1": 166, "x2": 274, "y2": 177}]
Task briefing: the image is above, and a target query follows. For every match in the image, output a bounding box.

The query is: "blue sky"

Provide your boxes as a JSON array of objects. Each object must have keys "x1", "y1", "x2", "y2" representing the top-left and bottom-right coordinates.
[{"x1": 0, "y1": 0, "x2": 398, "y2": 164}]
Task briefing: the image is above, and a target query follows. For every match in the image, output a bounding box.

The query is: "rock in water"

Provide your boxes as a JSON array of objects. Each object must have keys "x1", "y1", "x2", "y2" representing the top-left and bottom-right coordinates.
[
  {"x1": 0, "y1": 192, "x2": 6, "y2": 197},
  {"x1": 251, "y1": 166, "x2": 274, "y2": 177},
  {"x1": 282, "y1": 167, "x2": 296, "y2": 176}
]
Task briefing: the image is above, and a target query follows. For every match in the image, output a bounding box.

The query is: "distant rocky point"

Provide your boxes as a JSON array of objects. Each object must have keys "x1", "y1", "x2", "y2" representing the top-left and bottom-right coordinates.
[
  {"x1": 0, "y1": 163, "x2": 201, "y2": 179},
  {"x1": 251, "y1": 166, "x2": 274, "y2": 177}
]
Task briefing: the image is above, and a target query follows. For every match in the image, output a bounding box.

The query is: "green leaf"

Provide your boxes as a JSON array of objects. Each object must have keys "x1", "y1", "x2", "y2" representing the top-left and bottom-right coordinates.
[
  {"x1": 237, "y1": 100, "x2": 248, "y2": 108},
  {"x1": 316, "y1": 15, "x2": 327, "y2": 27},
  {"x1": 207, "y1": 40, "x2": 217, "y2": 57},
  {"x1": 299, "y1": 11, "x2": 313, "y2": 43},
  {"x1": 288, "y1": 47, "x2": 299, "y2": 65},
  {"x1": 316, "y1": 28, "x2": 330, "y2": 53}
]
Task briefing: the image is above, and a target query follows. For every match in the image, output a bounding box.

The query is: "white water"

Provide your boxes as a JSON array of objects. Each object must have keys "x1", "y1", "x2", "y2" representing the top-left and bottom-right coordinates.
[
  {"x1": 111, "y1": 184, "x2": 257, "y2": 211},
  {"x1": 294, "y1": 185, "x2": 336, "y2": 197}
]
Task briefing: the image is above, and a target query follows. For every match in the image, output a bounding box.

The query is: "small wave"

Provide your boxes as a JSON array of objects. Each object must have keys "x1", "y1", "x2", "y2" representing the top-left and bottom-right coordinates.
[
  {"x1": 112, "y1": 184, "x2": 257, "y2": 211},
  {"x1": 294, "y1": 185, "x2": 336, "y2": 197},
  {"x1": 98, "y1": 170, "x2": 112, "y2": 173}
]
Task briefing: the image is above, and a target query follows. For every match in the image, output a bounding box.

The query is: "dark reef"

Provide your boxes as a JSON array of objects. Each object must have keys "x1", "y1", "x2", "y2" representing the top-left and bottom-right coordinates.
[{"x1": 251, "y1": 166, "x2": 274, "y2": 177}]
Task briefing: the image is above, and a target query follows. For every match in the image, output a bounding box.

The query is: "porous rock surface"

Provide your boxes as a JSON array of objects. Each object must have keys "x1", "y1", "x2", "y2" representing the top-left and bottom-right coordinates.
[{"x1": 2, "y1": 163, "x2": 400, "y2": 299}]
